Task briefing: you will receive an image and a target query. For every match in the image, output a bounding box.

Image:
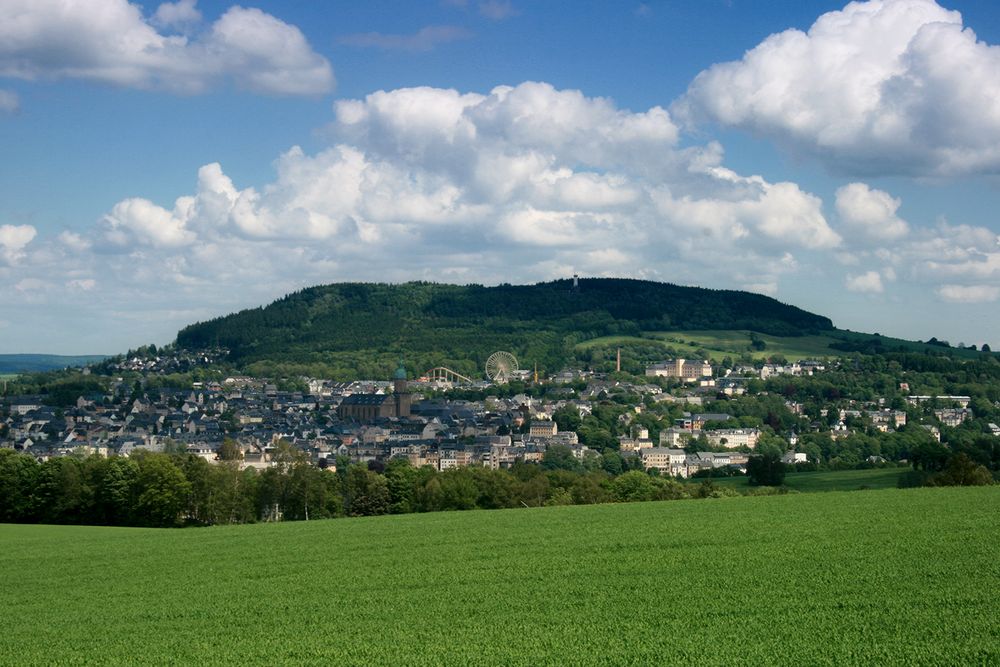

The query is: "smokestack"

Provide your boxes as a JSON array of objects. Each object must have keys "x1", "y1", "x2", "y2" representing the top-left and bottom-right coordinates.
[{"x1": 616, "y1": 347, "x2": 621, "y2": 372}]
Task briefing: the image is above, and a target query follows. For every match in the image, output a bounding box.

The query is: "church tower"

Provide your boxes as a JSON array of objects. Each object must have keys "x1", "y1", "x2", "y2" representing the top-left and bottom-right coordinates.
[{"x1": 393, "y1": 359, "x2": 412, "y2": 418}]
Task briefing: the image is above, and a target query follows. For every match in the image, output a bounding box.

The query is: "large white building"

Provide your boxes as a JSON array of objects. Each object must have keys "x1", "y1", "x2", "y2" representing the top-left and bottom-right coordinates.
[
  {"x1": 645, "y1": 359, "x2": 713, "y2": 381},
  {"x1": 704, "y1": 428, "x2": 761, "y2": 449}
]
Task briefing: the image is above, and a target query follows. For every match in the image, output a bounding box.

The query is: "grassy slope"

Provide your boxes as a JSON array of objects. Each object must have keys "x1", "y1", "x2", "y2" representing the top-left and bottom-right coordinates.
[
  {"x1": 3, "y1": 487, "x2": 999, "y2": 665},
  {"x1": 576, "y1": 329, "x2": 983, "y2": 362},
  {"x1": 709, "y1": 467, "x2": 908, "y2": 492},
  {"x1": 660, "y1": 330, "x2": 841, "y2": 360}
]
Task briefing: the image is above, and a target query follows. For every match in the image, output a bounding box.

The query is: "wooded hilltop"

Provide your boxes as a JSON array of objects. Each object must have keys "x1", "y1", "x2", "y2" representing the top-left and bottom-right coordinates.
[{"x1": 175, "y1": 279, "x2": 835, "y2": 378}]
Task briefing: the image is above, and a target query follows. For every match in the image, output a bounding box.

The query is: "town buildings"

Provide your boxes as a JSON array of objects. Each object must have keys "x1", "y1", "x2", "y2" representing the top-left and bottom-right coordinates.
[{"x1": 4, "y1": 349, "x2": 995, "y2": 479}]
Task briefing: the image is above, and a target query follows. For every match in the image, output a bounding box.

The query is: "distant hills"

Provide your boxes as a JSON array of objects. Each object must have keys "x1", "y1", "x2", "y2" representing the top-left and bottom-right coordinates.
[
  {"x1": 175, "y1": 279, "x2": 839, "y2": 378},
  {"x1": 0, "y1": 354, "x2": 108, "y2": 374}
]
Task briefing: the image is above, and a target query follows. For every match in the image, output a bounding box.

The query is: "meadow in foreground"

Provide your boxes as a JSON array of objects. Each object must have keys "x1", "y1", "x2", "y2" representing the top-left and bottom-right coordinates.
[
  {"x1": 709, "y1": 466, "x2": 907, "y2": 492},
  {"x1": 2, "y1": 486, "x2": 998, "y2": 665}
]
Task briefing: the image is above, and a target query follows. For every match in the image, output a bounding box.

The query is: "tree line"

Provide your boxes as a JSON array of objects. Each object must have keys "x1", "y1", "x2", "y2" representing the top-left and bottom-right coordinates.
[
  {"x1": 2, "y1": 439, "x2": 992, "y2": 529},
  {"x1": 0, "y1": 443, "x2": 787, "y2": 529}
]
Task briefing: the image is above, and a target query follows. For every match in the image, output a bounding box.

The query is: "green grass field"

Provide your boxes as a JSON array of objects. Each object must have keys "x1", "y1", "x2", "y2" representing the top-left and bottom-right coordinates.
[
  {"x1": 576, "y1": 328, "x2": 985, "y2": 363},
  {"x1": 574, "y1": 329, "x2": 840, "y2": 362},
  {"x1": 709, "y1": 467, "x2": 908, "y2": 492},
  {"x1": 656, "y1": 330, "x2": 841, "y2": 361},
  {"x1": 3, "y1": 486, "x2": 999, "y2": 665}
]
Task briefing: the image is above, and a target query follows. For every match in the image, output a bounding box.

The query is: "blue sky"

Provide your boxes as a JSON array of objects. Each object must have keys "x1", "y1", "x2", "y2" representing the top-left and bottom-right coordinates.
[{"x1": 2, "y1": 0, "x2": 1000, "y2": 353}]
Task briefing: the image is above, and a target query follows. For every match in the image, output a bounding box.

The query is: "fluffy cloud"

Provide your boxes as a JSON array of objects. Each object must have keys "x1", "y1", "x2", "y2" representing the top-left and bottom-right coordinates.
[
  {"x1": 903, "y1": 223, "x2": 1000, "y2": 282},
  {"x1": 846, "y1": 270, "x2": 884, "y2": 293},
  {"x1": 676, "y1": 0, "x2": 1000, "y2": 177},
  {"x1": 0, "y1": 0, "x2": 333, "y2": 95},
  {"x1": 0, "y1": 81, "x2": 850, "y2": 352},
  {"x1": 101, "y1": 197, "x2": 197, "y2": 248},
  {"x1": 925, "y1": 250, "x2": 1000, "y2": 280},
  {"x1": 152, "y1": 0, "x2": 201, "y2": 30},
  {"x1": 835, "y1": 183, "x2": 909, "y2": 241},
  {"x1": 0, "y1": 224, "x2": 36, "y2": 264},
  {"x1": 650, "y1": 176, "x2": 839, "y2": 249},
  {"x1": 837, "y1": 220, "x2": 1000, "y2": 306},
  {"x1": 936, "y1": 284, "x2": 1000, "y2": 303},
  {"x1": 86, "y1": 82, "x2": 839, "y2": 281}
]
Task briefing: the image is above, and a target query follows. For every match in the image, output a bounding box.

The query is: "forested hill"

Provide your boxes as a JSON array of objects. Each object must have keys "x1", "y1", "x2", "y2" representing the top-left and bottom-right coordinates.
[{"x1": 175, "y1": 279, "x2": 833, "y2": 378}]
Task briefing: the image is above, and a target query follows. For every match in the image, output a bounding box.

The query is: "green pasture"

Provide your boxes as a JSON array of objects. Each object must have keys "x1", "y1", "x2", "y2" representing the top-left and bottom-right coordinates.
[
  {"x1": 575, "y1": 329, "x2": 840, "y2": 362},
  {"x1": 3, "y1": 486, "x2": 999, "y2": 665},
  {"x1": 709, "y1": 467, "x2": 908, "y2": 492},
  {"x1": 573, "y1": 334, "x2": 656, "y2": 351},
  {"x1": 575, "y1": 328, "x2": 986, "y2": 363},
  {"x1": 656, "y1": 330, "x2": 840, "y2": 361}
]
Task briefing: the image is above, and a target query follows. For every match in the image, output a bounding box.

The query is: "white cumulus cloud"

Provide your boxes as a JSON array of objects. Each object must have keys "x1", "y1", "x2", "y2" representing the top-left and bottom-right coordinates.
[
  {"x1": 846, "y1": 270, "x2": 884, "y2": 293},
  {"x1": 90, "y1": 82, "x2": 838, "y2": 271},
  {"x1": 153, "y1": 0, "x2": 202, "y2": 30},
  {"x1": 937, "y1": 284, "x2": 1000, "y2": 303},
  {"x1": 0, "y1": 224, "x2": 36, "y2": 264},
  {"x1": 676, "y1": 0, "x2": 1000, "y2": 177},
  {"x1": 0, "y1": 0, "x2": 333, "y2": 95},
  {"x1": 835, "y1": 182, "x2": 909, "y2": 241},
  {"x1": 101, "y1": 197, "x2": 198, "y2": 248}
]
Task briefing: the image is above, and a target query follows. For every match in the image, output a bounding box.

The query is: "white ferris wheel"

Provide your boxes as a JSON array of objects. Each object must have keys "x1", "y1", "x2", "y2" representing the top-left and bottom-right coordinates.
[{"x1": 485, "y1": 351, "x2": 519, "y2": 384}]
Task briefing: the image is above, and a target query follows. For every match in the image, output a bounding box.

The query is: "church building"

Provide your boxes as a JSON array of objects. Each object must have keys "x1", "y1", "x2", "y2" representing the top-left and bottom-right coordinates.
[{"x1": 337, "y1": 361, "x2": 412, "y2": 422}]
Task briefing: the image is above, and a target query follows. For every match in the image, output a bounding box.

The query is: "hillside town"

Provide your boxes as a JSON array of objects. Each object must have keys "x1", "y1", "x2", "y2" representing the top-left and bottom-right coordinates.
[{"x1": 3, "y1": 350, "x2": 991, "y2": 480}]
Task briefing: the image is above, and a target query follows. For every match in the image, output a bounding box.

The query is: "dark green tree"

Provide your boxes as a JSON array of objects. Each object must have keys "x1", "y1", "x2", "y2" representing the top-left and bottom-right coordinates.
[
  {"x1": 931, "y1": 453, "x2": 994, "y2": 486},
  {"x1": 344, "y1": 465, "x2": 390, "y2": 516},
  {"x1": 218, "y1": 437, "x2": 243, "y2": 461},
  {"x1": 0, "y1": 450, "x2": 40, "y2": 522},
  {"x1": 90, "y1": 455, "x2": 139, "y2": 525},
  {"x1": 747, "y1": 450, "x2": 786, "y2": 486},
  {"x1": 552, "y1": 405, "x2": 582, "y2": 432},
  {"x1": 32, "y1": 457, "x2": 92, "y2": 524},
  {"x1": 609, "y1": 470, "x2": 656, "y2": 502},
  {"x1": 132, "y1": 452, "x2": 192, "y2": 527},
  {"x1": 542, "y1": 445, "x2": 582, "y2": 472}
]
